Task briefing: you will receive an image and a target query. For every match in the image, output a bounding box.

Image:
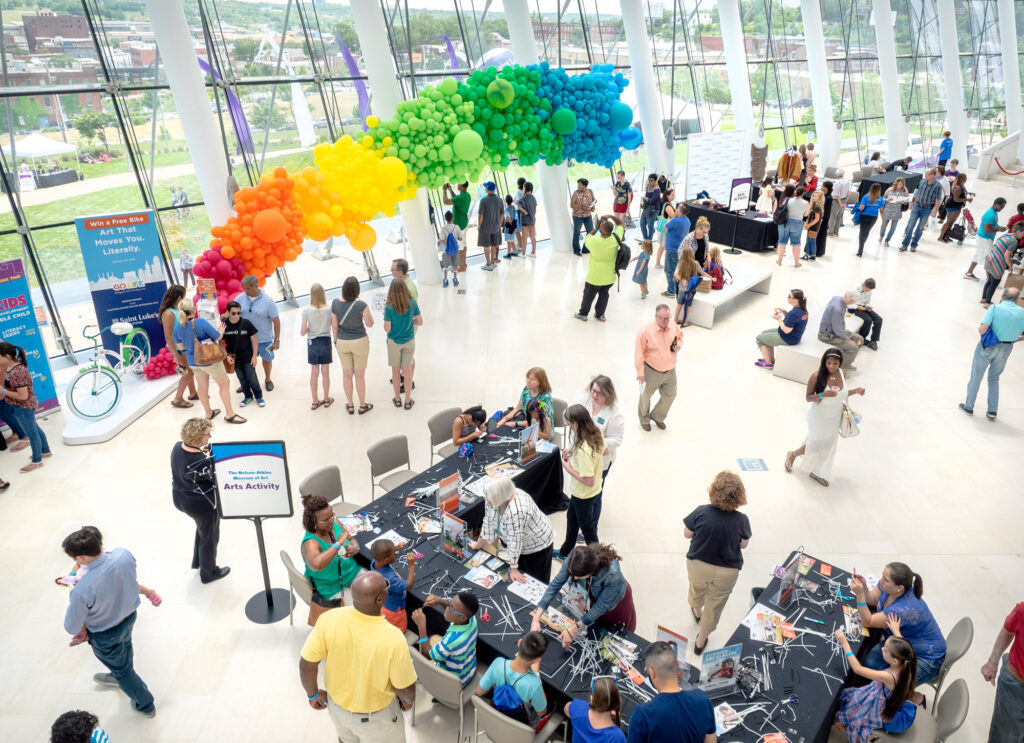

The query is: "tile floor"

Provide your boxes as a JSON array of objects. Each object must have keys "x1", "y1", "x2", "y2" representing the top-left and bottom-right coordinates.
[{"x1": 2, "y1": 178, "x2": 1022, "y2": 742}]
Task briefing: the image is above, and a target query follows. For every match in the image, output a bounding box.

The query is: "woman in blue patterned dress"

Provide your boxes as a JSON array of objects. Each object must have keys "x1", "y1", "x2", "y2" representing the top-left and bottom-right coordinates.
[{"x1": 834, "y1": 622, "x2": 917, "y2": 743}]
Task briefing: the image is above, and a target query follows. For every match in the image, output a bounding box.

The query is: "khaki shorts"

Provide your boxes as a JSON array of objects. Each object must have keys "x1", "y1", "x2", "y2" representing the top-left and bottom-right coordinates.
[
  {"x1": 336, "y1": 336, "x2": 370, "y2": 371},
  {"x1": 386, "y1": 338, "x2": 415, "y2": 367},
  {"x1": 191, "y1": 362, "x2": 226, "y2": 377},
  {"x1": 755, "y1": 329, "x2": 787, "y2": 348}
]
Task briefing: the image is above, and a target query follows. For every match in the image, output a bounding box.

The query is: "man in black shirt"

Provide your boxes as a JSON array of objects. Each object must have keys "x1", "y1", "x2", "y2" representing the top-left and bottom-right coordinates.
[
  {"x1": 220, "y1": 300, "x2": 262, "y2": 406},
  {"x1": 478, "y1": 181, "x2": 504, "y2": 271}
]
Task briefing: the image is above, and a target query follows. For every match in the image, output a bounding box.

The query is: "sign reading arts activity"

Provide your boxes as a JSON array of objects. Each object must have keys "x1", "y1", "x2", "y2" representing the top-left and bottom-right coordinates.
[
  {"x1": 0, "y1": 259, "x2": 58, "y2": 414},
  {"x1": 210, "y1": 441, "x2": 293, "y2": 520},
  {"x1": 74, "y1": 210, "x2": 168, "y2": 355}
]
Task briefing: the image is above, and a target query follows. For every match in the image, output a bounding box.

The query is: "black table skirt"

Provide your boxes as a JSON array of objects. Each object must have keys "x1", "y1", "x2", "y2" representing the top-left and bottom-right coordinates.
[
  {"x1": 36, "y1": 169, "x2": 79, "y2": 188},
  {"x1": 687, "y1": 204, "x2": 778, "y2": 252},
  {"x1": 859, "y1": 170, "x2": 923, "y2": 198}
]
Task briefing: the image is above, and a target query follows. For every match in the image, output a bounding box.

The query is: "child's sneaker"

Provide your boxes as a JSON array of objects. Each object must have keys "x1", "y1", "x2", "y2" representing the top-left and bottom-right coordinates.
[
  {"x1": 442, "y1": 279, "x2": 449, "y2": 288},
  {"x1": 146, "y1": 590, "x2": 162, "y2": 607},
  {"x1": 453, "y1": 277, "x2": 459, "y2": 287},
  {"x1": 257, "y1": 399, "x2": 266, "y2": 407},
  {"x1": 240, "y1": 397, "x2": 252, "y2": 407}
]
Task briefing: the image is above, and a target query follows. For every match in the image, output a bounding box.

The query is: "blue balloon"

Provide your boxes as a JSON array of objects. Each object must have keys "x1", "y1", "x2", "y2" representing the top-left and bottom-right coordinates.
[
  {"x1": 609, "y1": 102, "x2": 633, "y2": 130},
  {"x1": 620, "y1": 126, "x2": 643, "y2": 150}
]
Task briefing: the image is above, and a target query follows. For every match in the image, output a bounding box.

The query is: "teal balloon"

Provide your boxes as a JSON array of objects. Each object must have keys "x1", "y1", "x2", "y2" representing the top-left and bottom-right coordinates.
[
  {"x1": 453, "y1": 129, "x2": 484, "y2": 161},
  {"x1": 439, "y1": 77, "x2": 459, "y2": 96},
  {"x1": 609, "y1": 102, "x2": 632, "y2": 130},
  {"x1": 486, "y1": 78, "x2": 515, "y2": 109},
  {"x1": 551, "y1": 108, "x2": 577, "y2": 135},
  {"x1": 620, "y1": 126, "x2": 643, "y2": 150}
]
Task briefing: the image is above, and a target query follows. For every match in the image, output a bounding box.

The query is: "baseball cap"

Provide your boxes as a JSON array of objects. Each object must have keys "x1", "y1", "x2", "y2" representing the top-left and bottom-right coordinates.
[{"x1": 484, "y1": 181, "x2": 496, "y2": 191}]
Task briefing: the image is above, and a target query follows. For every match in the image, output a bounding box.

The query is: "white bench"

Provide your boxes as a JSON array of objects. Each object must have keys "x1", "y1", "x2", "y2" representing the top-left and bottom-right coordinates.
[
  {"x1": 772, "y1": 312, "x2": 855, "y2": 383},
  {"x1": 687, "y1": 264, "x2": 773, "y2": 329}
]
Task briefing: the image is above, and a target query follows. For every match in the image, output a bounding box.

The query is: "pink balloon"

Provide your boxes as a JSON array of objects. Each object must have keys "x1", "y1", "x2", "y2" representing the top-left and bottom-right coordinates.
[
  {"x1": 228, "y1": 290, "x2": 243, "y2": 302},
  {"x1": 196, "y1": 261, "x2": 212, "y2": 276},
  {"x1": 227, "y1": 279, "x2": 242, "y2": 293},
  {"x1": 216, "y1": 260, "x2": 231, "y2": 277}
]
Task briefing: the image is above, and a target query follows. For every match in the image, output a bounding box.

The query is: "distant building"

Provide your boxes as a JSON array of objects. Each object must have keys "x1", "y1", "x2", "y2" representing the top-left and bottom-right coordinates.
[{"x1": 23, "y1": 10, "x2": 89, "y2": 52}]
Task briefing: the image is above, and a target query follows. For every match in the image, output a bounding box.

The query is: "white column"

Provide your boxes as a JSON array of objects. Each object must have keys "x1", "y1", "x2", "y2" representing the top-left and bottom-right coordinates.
[
  {"x1": 350, "y1": 2, "x2": 441, "y2": 283},
  {"x1": 872, "y1": 0, "x2": 908, "y2": 159},
  {"x1": 936, "y1": 0, "x2": 969, "y2": 164},
  {"x1": 619, "y1": 0, "x2": 673, "y2": 175},
  {"x1": 800, "y1": 0, "x2": 840, "y2": 167},
  {"x1": 504, "y1": 0, "x2": 572, "y2": 252},
  {"x1": 997, "y1": 0, "x2": 1024, "y2": 162},
  {"x1": 143, "y1": 0, "x2": 229, "y2": 225},
  {"x1": 719, "y1": 0, "x2": 759, "y2": 172}
]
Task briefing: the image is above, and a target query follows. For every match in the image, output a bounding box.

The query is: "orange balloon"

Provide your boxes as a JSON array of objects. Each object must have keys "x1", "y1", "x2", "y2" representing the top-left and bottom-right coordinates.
[
  {"x1": 221, "y1": 246, "x2": 236, "y2": 259},
  {"x1": 350, "y1": 223, "x2": 376, "y2": 252},
  {"x1": 211, "y1": 225, "x2": 224, "y2": 238},
  {"x1": 273, "y1": 166, "x2": 287, "y2": 178},
  {"x1": 252, "y1": 209, "x2": 289, "y2": 243}
]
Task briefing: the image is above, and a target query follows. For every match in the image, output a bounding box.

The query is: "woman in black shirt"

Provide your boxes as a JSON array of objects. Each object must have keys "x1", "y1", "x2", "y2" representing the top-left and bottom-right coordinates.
[
  {"x1": 170, "y1": 417, "x2": 229, "y2": 584},
  {"x1": 683, "y1": 470, "x2": 752, "y2": 654}
]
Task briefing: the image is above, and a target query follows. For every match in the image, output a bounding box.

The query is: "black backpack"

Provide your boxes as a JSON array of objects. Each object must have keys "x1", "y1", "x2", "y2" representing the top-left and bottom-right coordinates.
[
  {"x1": 773, "y1": 198, "x2": 789, "y2": 225},
  {"x1": 613, "y1": 232, "x2": 631, "y2": 274}
]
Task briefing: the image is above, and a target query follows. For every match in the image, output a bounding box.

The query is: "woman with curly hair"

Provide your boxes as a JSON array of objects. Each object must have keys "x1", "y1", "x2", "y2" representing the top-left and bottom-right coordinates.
[
  {"x1": 300, "y1": 493, "x2": 362, "y2": 625},
  {"x1": 532, "y1": 542, "x2": 636, "y2": 647},
  {"x1": 49, "y1": 709, "x2": 108, "y2": 743},
  {"x1": 683, "y1": 471, "x2": 752, "y2": 654},
  {"x1": 170, "y1": 417, "x2": 229, "y2": 584}
]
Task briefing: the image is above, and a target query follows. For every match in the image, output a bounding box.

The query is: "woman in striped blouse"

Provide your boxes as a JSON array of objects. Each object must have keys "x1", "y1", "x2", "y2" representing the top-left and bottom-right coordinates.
[{"x1": 469, "y1": 477, "x2": 555, "y2": 583}]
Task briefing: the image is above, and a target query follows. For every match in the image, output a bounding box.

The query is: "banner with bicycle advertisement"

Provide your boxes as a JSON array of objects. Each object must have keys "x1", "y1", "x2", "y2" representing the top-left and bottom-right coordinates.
[
  {"x1": 74, "y1": 210, "x2": 167, "y2": 355},
  {"x1": 0, "y1": 259, "x2": 59, "y2": 415}
]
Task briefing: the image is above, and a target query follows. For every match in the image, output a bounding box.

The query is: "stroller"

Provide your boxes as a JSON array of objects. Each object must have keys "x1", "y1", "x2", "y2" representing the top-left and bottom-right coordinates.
[{"x1": 949, "y1": 193, "x2": 977, "y2": 245}]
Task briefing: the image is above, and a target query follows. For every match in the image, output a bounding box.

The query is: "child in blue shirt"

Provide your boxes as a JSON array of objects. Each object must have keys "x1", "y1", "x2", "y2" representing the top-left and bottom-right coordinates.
[
  {"x1": 477, "y1": 630, "x2": 549, "y2": 726},
  {"x1": 504, "y1": 195, "x2": 520, "y2": 259},
  {"x1": 370, "y1": 538, "x2": 415, "y2": 633},
  {"x1": 630, "y1": 240, "x2": 652, "y2": 299},
  {"x1": 565, "y1": 676, "x2": 626, "y2": 742}
]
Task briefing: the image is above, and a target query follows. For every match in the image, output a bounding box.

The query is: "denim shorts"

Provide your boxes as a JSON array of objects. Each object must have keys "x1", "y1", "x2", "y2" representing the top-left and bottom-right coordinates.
[
  {"x1": 307, "y1": 336, "x2": 331, "y2": 365},
  {"x1": 257, "y1": 341, "x2": 275, "y2": 362}
]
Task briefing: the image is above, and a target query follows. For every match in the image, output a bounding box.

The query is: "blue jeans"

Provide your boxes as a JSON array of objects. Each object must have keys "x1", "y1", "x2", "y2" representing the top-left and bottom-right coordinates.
[
  {"x1": 664, "y1": 250, "x2": 679, "y2": 294},
  {"x1": 640, "y1": 213, "x2": 657, "y2": 240},
  {"x1": 591, "y1": 464, "x2": 611, "y2": 538},
  {"x1": 988, "y1": 654, "x2": 1024, "y2": 743},
  {"x1": 901, "y1": 204, "x2": 931, "y2": 248},
  {"x1": 883, "y1": 214, "x2": 902, "y2": 242},
  {"x1": 864, "y1": 641, "x2": 944, "y2": 684},
  {"x1": 571, "y1": 215, "x2": 594, "y2": 254},
  {"x1": 5, "y1": 403, "x2": 49, "y2": 463},
  {"x1": 965, "y1": 341, "x2": 1013, "y2": 414},
  {"x1": 803, "y1": 234, "x2": 818, "y2": 257},
  {"x1": 235, "y1": 360, "x2": 262, "y2": 400},
  {"x1": 89, "y1": 611, "x2": 155, "y2": 714},
  {"x1": 0, "y1": 400, "x2": 26, "y2": 439}
]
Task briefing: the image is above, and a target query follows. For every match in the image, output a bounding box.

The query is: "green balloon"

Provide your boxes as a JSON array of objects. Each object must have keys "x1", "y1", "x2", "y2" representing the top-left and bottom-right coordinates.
[
  {"x1": 551, "y1": 108, "x2": 577, "y2": 135},
  {"x1": 453, "y1": 129, "x2": 484, "y2": 161},
  {"x1": 486, "y1": 78, "x2": 515, "y2": 110},
  {"x1": 439, "y1": 78, "x2": 459, "y2": 96},
  {"x1": 439, "y1": 144, "x2": 454, "y2": 161}
]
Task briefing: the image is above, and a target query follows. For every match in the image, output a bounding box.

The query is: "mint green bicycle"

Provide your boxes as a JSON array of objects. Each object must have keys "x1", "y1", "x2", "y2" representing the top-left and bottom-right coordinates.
[{"x1": 65, "y1": 322, "x2": 151, "y2": 420}]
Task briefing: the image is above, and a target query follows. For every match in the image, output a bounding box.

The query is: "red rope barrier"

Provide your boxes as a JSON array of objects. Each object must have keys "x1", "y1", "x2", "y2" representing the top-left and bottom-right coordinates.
[{"x1": 994, "y1": 157, "x2": 1024, "y2": 176}]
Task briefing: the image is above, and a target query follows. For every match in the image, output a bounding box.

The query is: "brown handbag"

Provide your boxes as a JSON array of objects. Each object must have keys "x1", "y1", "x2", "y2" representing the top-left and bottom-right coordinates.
[
  {"x1": 695, "y1": 277, "x2": 711, "y2": 293},
  {"x1": 192, "y1": 321, "x2": 226, "y2": 366},
  {"x1": 223, "y1": 354, "x2": 235, "y2": 374}
]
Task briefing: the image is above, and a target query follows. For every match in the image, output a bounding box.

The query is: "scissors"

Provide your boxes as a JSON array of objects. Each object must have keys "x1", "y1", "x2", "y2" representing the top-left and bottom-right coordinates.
[{"x1": 479, "y1": 608, "x2": 491, "y2": 623}]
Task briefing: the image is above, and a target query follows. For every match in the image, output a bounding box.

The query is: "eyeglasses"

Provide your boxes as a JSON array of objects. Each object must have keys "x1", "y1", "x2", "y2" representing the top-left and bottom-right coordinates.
[
  {"x1": 448, "y1": 606, "x2": 467, "y2": 618},
  {"x1": 228, "y1": 311, "x2": 240, "y2": 316},
  {"x1": 656, "y1": 315, "x2": 671, "y2": 322},
  {"x1": 315, "y1": 515, "x2": 334, "y2": 524}
]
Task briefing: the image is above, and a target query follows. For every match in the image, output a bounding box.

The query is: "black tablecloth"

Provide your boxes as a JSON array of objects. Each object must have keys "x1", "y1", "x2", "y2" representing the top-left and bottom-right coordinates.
[
  {"x1": 36, "y1": 169, "x2": 79, "y2": 188},
  {"x1": 687, "y1": 204, "x2": 778, "y2": 252},
  {"x1": 715, "y1": 551, "x2": 867, "y2": 743},
  {"x1": 859, "y1": 170, "x2": 922, "y2": 197},
  {"x1": 349, "y1": 426, "x2": 661, "y2": 726}
]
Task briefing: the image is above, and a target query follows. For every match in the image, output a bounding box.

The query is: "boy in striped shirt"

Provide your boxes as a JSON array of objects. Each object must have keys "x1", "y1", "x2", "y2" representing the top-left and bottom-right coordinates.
[{"x1": 412, "y1": 591, "x2": 479, "y2": 686}]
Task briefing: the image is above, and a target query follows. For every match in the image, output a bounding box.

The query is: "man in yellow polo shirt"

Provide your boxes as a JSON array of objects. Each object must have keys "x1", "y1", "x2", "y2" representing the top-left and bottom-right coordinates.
[{"x1": 300, "y1": 572, "x2": 417, "y2": 741}]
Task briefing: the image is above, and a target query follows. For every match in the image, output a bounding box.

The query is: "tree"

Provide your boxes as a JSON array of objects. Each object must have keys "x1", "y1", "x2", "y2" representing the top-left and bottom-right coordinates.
[
  {"x1": 250, "y1": 99, "x2": 287, "y2": 131},
  {"x1": 232, "y1": 38, "x2": 261, "y2": 66},
  {"x1": 74, "y1": 110, "x2": 115, "y2": 151},
  {"x1": 48, "y1": 54, "x2": 75, "y2": 69},
  {"x1": 333, "y1": 22, "x2": 360, "y2": 54}
]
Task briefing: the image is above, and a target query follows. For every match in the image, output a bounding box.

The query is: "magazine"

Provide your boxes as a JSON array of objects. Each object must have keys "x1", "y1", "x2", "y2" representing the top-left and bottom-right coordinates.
[
  {"x1": 534, "y1": 606, "x2": 576, "y2": 634},
  {"x1": 464, "y1": 565, "x2": 501, "y2": 590},
  {"x1": 484, "y1": 461, "x2": 524, "y2": 479},
  {"x1": 366, "y1": 529, "x2": 408, "y2": 552},
  {"x1": 414, "y1": 516, "x2": 440, "y2": 534},
  {"x1": 843, "y1": 605, "x2": 869, "y2": 637},
  {"x1": 714, "y1": 702, "x2": 742, "y2": 735},
  {"x1": 463, "y1": 551, "x2": 490, "y2": 569},
  {"x1": 699, "y1": 644, "x2": 742, "y2": 696},
  {"x1": 507, "y1": 574, "x2": 548, "y2": 605}
]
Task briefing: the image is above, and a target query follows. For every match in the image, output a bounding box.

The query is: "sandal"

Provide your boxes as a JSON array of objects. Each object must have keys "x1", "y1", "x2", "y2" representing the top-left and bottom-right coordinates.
[
  {"x1": 785, "y1": 451, "x2": 795, "y2": 473},
  {"x1": 170, "y1": 399, "x2": 193, "y2": 408},
  {"x1": 207, "y1": 409, "x2": 221, "y2": 420},
  {"x1": 323, "y1": 397, "x2": 335, "y2": 409},
  {"x1": 358, "y1": 403, "x2": 374, "y2": 415},
  {"x1": 393, "y1": 398, "x2": 402, "y2": 407},
  {"x1": 404, "y1": 400, "x2": 415, "y2": 410},
  {"x1": 809, "y1": 473, "x2": 829, "y2": 487},
  {"x1": 11, "y1": 441, "x2": 29, "y2": 452},
  {"x1": 225, "y1": 414, "x2": 247, "y2": 424},
  {"x1": 345, "y1": 403, "x2": 355, "y2": 415},
  {"x1": 311, "y1": 400, "x2": 323, "y2": 410},
  {"x1": 0, "y1": 480, "x2": 9, "y2": 490},
  {"x1": 20, "y1": 462, "x2": 44, "y2": 473}
]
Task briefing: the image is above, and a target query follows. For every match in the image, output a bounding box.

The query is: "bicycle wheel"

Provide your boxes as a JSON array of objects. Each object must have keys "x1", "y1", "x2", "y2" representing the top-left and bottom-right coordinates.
[
  {"x1": 123, "y1": 328, "x2": 150, "y2": 376},
  {"x1": 66, "y1": 366, "x2": 121, "y2": 420}
]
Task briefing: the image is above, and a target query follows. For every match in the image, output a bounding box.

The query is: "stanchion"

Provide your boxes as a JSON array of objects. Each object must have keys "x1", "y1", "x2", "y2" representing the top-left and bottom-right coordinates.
[{"x1": 244, "y1": 516, "x2": 290, "y2": 624}]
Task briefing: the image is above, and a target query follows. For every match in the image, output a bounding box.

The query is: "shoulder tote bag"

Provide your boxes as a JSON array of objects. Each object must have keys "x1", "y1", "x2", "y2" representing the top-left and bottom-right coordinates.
[{"x1": 192, "y1": 321, "x2": 226, "y2": 366}]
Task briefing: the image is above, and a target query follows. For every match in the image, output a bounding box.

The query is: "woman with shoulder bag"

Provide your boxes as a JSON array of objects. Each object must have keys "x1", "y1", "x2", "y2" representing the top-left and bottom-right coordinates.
[
  {"x1": 802, "y1": 191, "x2": 824, "y2": 260},
  {"x1": 172, "y1": 299, "x2": 245, "y2": 424},
  {"x1": 938, "y1": 174, "x2": 968, "y2": 243},
  {"x1": 332, "y1": 276, "x2": 374, "y2": 415},
  {"x1": 300, "y1": 494, "x2": 362, "y2": 625}
]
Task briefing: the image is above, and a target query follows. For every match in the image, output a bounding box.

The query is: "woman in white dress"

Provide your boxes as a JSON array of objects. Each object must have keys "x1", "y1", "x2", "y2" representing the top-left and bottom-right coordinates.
[{"x1": 784, "y1": 348, "x2": 865, "y2": 486}]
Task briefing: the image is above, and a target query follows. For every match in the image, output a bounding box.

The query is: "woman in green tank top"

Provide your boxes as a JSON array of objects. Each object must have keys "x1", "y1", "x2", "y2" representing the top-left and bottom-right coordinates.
[{"x1": 300, "y1": 495, "x2": 361, "y2": 624}]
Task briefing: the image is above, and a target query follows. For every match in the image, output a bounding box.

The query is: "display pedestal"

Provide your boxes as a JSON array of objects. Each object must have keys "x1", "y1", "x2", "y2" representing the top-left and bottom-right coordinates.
[{"x1": 60, "y1": 370, "x2": 179, "y2": 445}]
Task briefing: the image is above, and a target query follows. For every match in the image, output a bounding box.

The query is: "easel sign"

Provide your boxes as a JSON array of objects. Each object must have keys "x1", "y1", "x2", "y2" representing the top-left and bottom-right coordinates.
[
  {"x1": 211, "y1": 440, "x2": 293, "y2": 519},
  {"x1": 436, "y1": 472, "x2": 461, "y2": 513},
  {"x1": 210, "y1": 440, "x2": 293, "y2": 624},
  {"x1": 517, "y1": 422, "x2": 538, "y2": 463},
  {"x1": 441, "y1": 511, "x2": 468, "y2": 560},
  {"x1": 657, "y1": 625, "x2": 690, "y2": 678}
]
